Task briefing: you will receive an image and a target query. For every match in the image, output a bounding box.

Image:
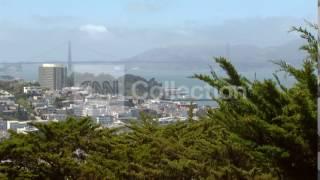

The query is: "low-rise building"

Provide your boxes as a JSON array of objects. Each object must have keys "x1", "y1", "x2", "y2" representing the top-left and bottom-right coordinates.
[
  {"x1": 42, "y1": 113, "x2": 67, "y2": 121},
  {"x1": 23, "y1": 86, "x2": 42, "y2": 95},
  {"x1": 96, "y1": 115, "x2": 114, "y2": 127}
]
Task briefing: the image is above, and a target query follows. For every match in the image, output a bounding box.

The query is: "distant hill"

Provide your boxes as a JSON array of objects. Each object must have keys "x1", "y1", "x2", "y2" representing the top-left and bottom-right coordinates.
[
  {"x1": 0, "y1": 75, "x2": 16, "y2": 81},
  {"x1": 120, "y1": 40, "x2": 306, "y2": 70},
  {"x1": 73, "y1": 72, "x2": 161, "y2": 96}
]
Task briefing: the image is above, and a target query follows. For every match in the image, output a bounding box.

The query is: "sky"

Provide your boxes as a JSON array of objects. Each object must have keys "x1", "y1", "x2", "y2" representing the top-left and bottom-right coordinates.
[
  {"x1": 0, "y1": 0, "x2": 315, "y2": 27},
  {"x1": 0, "y1": 0, "x2": 316, "y2": 61}
]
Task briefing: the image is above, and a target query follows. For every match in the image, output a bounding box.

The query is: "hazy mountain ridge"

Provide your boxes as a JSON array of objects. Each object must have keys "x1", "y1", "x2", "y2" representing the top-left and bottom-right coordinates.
[{"x1": 121, "y1": 39, "x2": 306, "y2": 70}]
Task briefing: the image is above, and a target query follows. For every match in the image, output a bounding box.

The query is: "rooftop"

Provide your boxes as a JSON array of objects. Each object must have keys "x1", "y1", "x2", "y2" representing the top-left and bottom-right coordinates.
[{"x1": 40, "y1": 64, "x2": 65, "y2": 68}]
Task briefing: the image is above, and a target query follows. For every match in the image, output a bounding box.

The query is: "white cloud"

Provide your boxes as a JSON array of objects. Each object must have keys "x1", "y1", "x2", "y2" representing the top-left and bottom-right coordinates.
[{"x1": 79, "y1": 24, "x2": 108, "y2": 34}]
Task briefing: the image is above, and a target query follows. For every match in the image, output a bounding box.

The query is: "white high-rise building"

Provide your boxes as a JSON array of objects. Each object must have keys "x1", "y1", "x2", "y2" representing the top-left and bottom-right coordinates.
[{"x1": 38, "y1": 64, "x2": 67, "y2": 90}]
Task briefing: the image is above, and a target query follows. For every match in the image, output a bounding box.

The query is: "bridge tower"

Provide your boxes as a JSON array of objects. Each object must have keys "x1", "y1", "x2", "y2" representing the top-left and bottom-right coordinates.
[{"x1": 68, "y1": 41, "x2": 72, "y2": 75}]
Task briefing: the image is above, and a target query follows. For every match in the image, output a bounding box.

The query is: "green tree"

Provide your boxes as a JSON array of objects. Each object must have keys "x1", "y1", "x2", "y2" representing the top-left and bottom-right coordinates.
[
  {"x1": 193, "y1": 24, "x2": 317, "y2": 179},
  {"x1": 0, "y1": 118, "x2": 102, "y2": 179}
]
